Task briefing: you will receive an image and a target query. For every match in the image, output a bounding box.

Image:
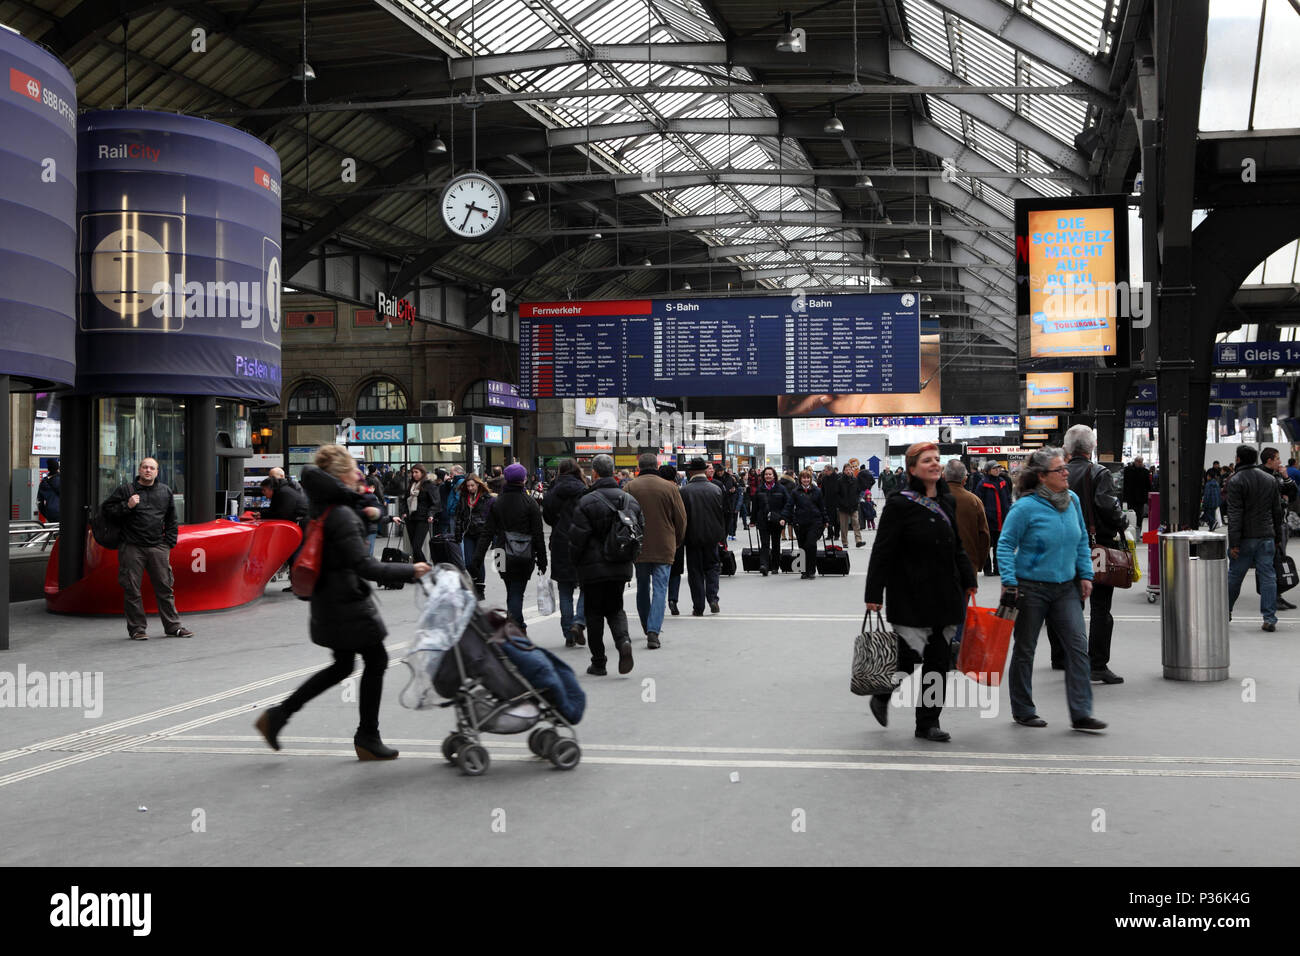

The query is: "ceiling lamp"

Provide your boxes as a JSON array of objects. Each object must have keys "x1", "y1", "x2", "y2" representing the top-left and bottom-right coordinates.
[
  {"x1": 855, "y1": 173, "x2": 874, "y2": 188},
  {"x1": 909, "y1": 270, "x2": 923, "y2": 285},
  {"x1": 591, "y1": 231, "x2": 603, "y2": 240},
  {"x1": 681, "y1": 279, "x2": 692, "y2": 291},
  {"x1": 428, "y1": 127, "x2": 447, "y2": 155},
  {"x1": 776, "y1": 12, "x2": 805, "y2": 53},
  {"x1": 898, "y1": 243, "x2": 911, "y2": 260},
  {"x1": 642, "y1": 257, "x2": 653, "y2": 267},
  {"x1": 922, "y1": 293, "x2": 933, "y2": 304},
  {"x1": 823, "y1": 108, "x2": 845, "y2": 136},
  {"x1": 519, "y1": 187, "x2": 537, "y2": 204},
  {"x1": 881, "y1": 214, "x2": 892, "y2": 225},
  {"x1": 292, "y1": 60, "x2": 315, "y2": 82}
]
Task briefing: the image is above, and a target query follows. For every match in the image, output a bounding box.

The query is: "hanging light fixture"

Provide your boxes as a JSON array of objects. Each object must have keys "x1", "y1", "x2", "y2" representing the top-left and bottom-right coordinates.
[
  {"x1": 898, "y1": 243, "x2": 911, "y2": 260},
  {"x1": 681, "y1": 279, "x2": 692, "y2": 291},
  {"x1": 855, "y1": 172, "x2": 874, "y2": 188},
  {"x1": 519, "y1": 187, "x2": 537, "y2": 204},
  {"x1": 292, "y1": 1, "x2": 315, "y2": 82},
  {"x1": 776, "y1": 12, "x2": 804, "y2": 53},
  {"x1": 823, "y1": 107, "x2": 845, "y2": 136},
  {"x1": 428, "y1": 126, "x2": 447, "y2": 155},
  {"x1": 642, "y1": 257, "x2": 653, "y2": 267},
  {"x1": 909, "y1": 269, "x2": 923, "y2": 285},
  {"x1": 922, "y1": 293, "x2": 933, "y2": 304}
]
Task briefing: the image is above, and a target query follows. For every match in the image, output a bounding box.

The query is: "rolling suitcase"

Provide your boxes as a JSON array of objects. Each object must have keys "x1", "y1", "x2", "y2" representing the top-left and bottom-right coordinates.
[
  {"x1": 718, "y1": 542, "x2": 737, "y2": 576},
  {"x1": 380, "y1": 522, "x2": 408, "y2": 589},
  {"x1": 816, "y1": 534, "x2": 851, "y2": 576},
  {"x1": 778, "y1": 543, "x2": 797, "y2": 574},
  {"x1": 428, "y1": 532, "x2": 467, "y2": 571},
  {"x1": 741, "y1": 528, "x2": 762, "y2": 572}
]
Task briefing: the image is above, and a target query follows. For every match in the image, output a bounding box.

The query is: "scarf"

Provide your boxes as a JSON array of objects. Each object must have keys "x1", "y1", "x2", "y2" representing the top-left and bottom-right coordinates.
[
  {"x1": 1035, "y1": 485, "x2": 1072, "y2": 511},
  {"x1": 899, "y1": 490, "x2": 953, "y2": 528}
]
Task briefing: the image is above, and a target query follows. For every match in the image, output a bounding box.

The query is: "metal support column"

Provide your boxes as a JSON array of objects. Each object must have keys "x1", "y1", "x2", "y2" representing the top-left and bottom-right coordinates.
[
  {"x1": 185, "y1": 397, "x2": 217, "y2": 524},
  {"x1": 1, "y1": 378, "x2": 9, "y2": 649},
  {"x1": 58, "y1": 394, "x2": 92, "y2": 589}
]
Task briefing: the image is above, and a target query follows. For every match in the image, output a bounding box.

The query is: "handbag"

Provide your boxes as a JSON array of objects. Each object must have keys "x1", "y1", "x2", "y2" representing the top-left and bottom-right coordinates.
[
  {"x1": 850, "y1": 610, "x2": 899, "y2": 696},
  {"x1": 536, "y1": 571, "x2": 557, "y2": 615},
  {"x1": 1083, "y1": 466, "x2": 1134, "y2": 589},
  {"x1": 955, "y1": 596, "x2": 1015, "y2": 685}
]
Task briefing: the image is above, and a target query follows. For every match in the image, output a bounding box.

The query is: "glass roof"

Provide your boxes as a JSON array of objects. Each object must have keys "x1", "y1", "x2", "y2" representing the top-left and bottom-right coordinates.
[{"x1": 1201, "y1": 0, "x2": 1300, "y2": 132}]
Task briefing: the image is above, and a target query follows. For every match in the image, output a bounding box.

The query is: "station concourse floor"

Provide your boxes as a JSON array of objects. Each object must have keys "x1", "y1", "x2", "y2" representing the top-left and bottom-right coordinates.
[{"x1": 2, "y1": 526, "x2": 1298, "y2": 868}]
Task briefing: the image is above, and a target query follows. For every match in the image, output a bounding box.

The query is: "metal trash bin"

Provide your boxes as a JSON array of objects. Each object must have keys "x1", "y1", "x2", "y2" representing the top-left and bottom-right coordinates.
[{"x1": 1159, "y1": 531, "x2": 1229, "y2": 681}]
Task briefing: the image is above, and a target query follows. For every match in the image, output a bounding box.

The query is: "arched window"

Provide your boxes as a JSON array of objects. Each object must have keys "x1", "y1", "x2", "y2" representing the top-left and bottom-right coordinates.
[
  {"x1": 357, "y1": 377, "x2": 407, "y2": 412},
  {"x1": 460, "y1": 379, "x2": 489, "y2": 411},
  {"x1": 287, "y1": 380, "x2": 338, "y2": 413}
]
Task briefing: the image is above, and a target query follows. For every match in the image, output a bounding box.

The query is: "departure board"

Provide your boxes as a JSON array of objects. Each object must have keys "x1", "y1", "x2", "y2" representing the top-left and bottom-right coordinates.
[{"x1": 519, "y1": 294, "x2": 921, "y2": 398}]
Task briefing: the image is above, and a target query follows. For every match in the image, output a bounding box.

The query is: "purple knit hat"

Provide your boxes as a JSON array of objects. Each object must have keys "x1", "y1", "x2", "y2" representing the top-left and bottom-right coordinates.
[{"x1": 503, "y1": 463, "x2": 528, "y2": 484}]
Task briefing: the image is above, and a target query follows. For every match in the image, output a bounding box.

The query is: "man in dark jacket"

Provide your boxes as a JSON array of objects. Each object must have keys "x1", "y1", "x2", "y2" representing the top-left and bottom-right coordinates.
[
  {"x1": 543, "y1": 459, "x2": 589, "y2": 646},
  {"x1": 260, "y1": 475, "x2": 308, "y2": 523},
  {"x1": 976, "y1": 462, "x2": 1012, "y2": 576},
  {"x1": 569, "y1": 454, "x2": 643, "y2": 676},
  {"x1": 831, "y1": 460, "x2": 865, "y2": 549},
  {"x1": 102, "y1": 458, "x2": 193, "y2": 640},
  {"x1": 680, "y1": 458, "x2": 725, "y2": 615},
  {"x1": 1226, "y1": 444, "x2": 1283, "y2": 630},
  {"x1": 37, "y1": 460, "x2": 60, "y2": 522},
  {"x1": 710, "y1": 463, "x2": 739, "y2": 539},
  {"x1": 1044, "y1": 426, "x2": 1128, "y2": 683},
  {"x1": 627, "y1": 453, "x2": 687, "y2": 648},
  {"x1": 1261, "y1": 447, "x2": 1298, "y2": 610},
  {"x1": 1122, "y1": 457, "x2": 1153, "y2": 534},
  {"x1": 474, "y1": 463, "x2": 546, "y2": 632}
]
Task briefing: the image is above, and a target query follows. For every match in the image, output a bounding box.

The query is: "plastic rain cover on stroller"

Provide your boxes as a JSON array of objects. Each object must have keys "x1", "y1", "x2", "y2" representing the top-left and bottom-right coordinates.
[{"x1": 398, "y1": 565, "x2": 478, "y2": 710}]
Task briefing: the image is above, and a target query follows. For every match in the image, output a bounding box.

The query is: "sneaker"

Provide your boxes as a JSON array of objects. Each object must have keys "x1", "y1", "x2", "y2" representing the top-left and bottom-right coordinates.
[
  {"x1": 1091, "y1": 668, "x2": 1125, "y2": 684},
  {"x1": 669, "y1": 601, "x2": 679, "y2": 616},
  {"x1": 1013, "y1": 715, "x2": 1047, "y2": 727},
  {"x1": 570, "y1": 623, "x2": 586, "y2": 646},
  {"x1": 1262, "y1": 621, "x2": 1277, "y2": 632},
  {"x1": 617, "y1": 640, "x2": 634, "y2": 675},
  {"x1": 166, "y1": 627, "x2": 195, "y2": 639},
  {"x1": 1071, "y1": 717, "x2": 1108, "y2": 733},
  {"x1": 128, "y1": 630, "x2": 148, "y2": 641},
  {"x1": 586, "y1": 662, "x2": 607, "y2": 676},
  {"x1": 647, "y1": 632, "x2": 660, "y2": 650},
  {"x1": 709, "y1": 600, "x2": 720, "y2": 614},
  {"x1": 855, "y1": 541, "x2": 865, "y2": 548}
]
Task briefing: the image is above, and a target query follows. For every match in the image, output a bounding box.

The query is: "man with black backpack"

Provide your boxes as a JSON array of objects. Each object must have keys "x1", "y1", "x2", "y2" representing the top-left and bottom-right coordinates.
[
  {"x1": 569, "y1": 454, "x2": 644, "y2": 676},
  {"x1": 680, "y1": 458, "x2": 726, "y2": 615},
  {"x1": 101, "y1": 458, "x2": 193, "y2": 641}
]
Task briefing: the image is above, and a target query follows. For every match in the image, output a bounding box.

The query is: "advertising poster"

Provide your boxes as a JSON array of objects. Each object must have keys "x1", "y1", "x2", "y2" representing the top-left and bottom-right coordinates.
[
  {"x1": 1026, "y1": 372, "x2": 1075, "y2": 410},
  {"x1": 574, "y1": 397, "x2": 618, "y2": 432}
]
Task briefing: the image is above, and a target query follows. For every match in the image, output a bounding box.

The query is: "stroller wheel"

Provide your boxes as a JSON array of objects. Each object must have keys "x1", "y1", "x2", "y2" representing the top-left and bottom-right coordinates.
[
  {"x1": 528, "y1": 727, "x2": 558, "y2": 758},
  {"x1": 550, "y1": 739, "x2": 581, "y2": 771},
  {"x1": 458, "y1": 744, "x2": 490, "y2": 776},
  {"x1": 441, "y1": 733, "x2": 468, "y2": 764}
]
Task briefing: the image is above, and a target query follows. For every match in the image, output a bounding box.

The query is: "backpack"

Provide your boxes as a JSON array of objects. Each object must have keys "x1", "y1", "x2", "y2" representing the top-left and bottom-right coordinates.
[
  {"x1": 290, "y1": 507, "x2": 334, "y2": 600},
  {"x1": 90, "y1": 483, "x2": 131, "y2": 549},
  {"x1": 596, "y1": 492, "x2": 642, "y2": 563}
]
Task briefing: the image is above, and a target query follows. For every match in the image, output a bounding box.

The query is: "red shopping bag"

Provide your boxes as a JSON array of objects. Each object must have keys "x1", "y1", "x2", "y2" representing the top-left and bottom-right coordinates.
[{"x1": 956, "y1": 597, "x2": 1015, "y2": 686}]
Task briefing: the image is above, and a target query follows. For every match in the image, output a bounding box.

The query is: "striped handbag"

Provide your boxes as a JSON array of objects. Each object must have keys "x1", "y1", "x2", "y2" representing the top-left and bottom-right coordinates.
[{"x1": 850, "y1": 610, "x2": 899, "y2": 696}]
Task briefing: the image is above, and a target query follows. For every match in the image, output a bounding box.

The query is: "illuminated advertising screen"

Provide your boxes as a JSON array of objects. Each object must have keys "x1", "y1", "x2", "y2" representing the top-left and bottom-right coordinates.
[
  {"x1": 1025, "y1": 415, "x2": 1059, "y2": 430},
  {"x1": 1025, "y1": 372, "x2": 1075, "y2": 410},
  {"x1": 1016, "y1": 195, "x2": 1129, "y2": 371}
]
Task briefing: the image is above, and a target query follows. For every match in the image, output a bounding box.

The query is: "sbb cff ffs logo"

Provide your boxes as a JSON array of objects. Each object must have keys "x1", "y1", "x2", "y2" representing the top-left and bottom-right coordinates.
[{"x1": 376, "y1": 292, "x2": 416, "y2": 325}]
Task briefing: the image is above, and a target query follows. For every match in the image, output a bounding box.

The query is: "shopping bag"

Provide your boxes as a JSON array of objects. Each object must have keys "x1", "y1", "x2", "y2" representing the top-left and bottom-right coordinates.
[
  {"x1": 955, "y1": 597, "x2": 1015, "y2": 686},
  {"x1": 850, "y1": 610, "x2": 899, "y2": 696},
  {"x1": 1126, "y1": 534, "x2": 1142, "y2": 584},
  {"x1": 536, "y1": 571, "x2": 557, "y2": 616}
]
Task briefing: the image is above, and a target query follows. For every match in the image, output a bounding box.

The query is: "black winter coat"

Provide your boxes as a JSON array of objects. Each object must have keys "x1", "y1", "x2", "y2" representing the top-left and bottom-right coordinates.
[
  {"x1": 301, "y1": 466, "x2": 414, "y2": 650},
  {"x1": 569, "y1": 478, "x2": 644, "y2": 584},
  {"x1": 681, "y1": 476, "x2": 725, "y2": 547},
  {"x1": 825, "y1": 472, "x2": 858, "y2": 513},
  {"x1": 457, "y1": 488, "x2": 492, "y2": 542},
  {"x1": 784, "y1": 483, "x2": 827, "y2": 529},
  {"x1": 1225, "y1": 464, "x2": 1283, "y2": 548},
  {"x1": 261, "y1": 477, "x2": 308, "y2": 524},
  {"x1": 864, "y1": 483, "x2": 977, "y2": 629},
  {"x1": 975, "y1": 474, "x2": 1012, "y2": 532},
  {"x1": 102, "y1": 479, "x2": 179, "y2": 549},
  {"x1": 404, "y1": 478, "x2": 440, "y2": 521},
  {"x1": 751, "y1": 480, "x2": 791, "y2": 526},
  {"x1": 474, "y1": 485, "x2": 546, "y2": 581},
  {"x1": 542, "y1": 473, "x2": 587, "y2": 583}
]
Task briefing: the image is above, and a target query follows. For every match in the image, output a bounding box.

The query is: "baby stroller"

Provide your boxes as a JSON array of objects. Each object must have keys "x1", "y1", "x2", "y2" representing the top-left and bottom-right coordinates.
[{"x1": 399, "y1": 565, "x2": 584, "y2": 776}]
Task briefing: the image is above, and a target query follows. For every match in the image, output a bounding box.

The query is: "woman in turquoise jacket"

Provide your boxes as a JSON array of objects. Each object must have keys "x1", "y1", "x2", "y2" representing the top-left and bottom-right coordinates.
[{"x1": 996, "y1": 447, "x2": 1107, "y2": 733}]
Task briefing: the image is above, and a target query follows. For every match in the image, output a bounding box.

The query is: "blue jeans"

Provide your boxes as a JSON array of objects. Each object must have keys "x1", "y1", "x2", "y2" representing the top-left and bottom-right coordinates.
[
  {"x1": 1008, "y1": 579, "x2": 1093, "y2": 723},
  {"x1": 558, "y1": 580, "x2": 586, "y2": 640},
  {"x1": 635, "y1": 562, "x2": 671, "y2": 635},
  {"x1": 505, "y1": 578, "x2": 528, "y2": 632},
  {"x1": 1228, "y1": 537, "x2": 1277, "y2": 625}
]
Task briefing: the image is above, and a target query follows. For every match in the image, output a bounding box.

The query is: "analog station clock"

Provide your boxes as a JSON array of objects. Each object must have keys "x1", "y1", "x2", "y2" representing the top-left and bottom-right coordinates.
[{"x1": 440, "y1": 172, "x2": 510, "y2": 240}]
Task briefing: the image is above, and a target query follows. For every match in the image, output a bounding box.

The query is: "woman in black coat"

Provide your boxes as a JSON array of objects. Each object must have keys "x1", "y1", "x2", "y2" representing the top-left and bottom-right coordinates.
[
  {"x1": 456, "y1": 473, "x2": 493, "y2": 599},
  {"x1": 783, "y1": 468, "x2": 828, "y2": 580},
  {"x1": 750, "y1": 466, "x2": 791, "y2": 576},
  {"x1": 255, "y1": 445, "x2": 430, "y2": 760},
  {"x1": 864, "y1": 442, "x2": 977, "y2": 743},
  {"x1": 473, "y1": 463, "x2": 547, "y2": 632},
  {"x1": 542, "y1": 460, "x2": 589, "y2": 645},
  {"x1": 395, "y1": 464, "x2": 439, "y2": 563}
]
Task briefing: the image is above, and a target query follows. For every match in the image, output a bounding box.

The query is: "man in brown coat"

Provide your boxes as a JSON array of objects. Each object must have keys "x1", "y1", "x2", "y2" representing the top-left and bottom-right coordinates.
[
  {"x1": 944, "y1": 459, "x2": 989, "y2": 661},
  {"x1": 626, "y1": 452, "x2": 687, "y2": 649}
]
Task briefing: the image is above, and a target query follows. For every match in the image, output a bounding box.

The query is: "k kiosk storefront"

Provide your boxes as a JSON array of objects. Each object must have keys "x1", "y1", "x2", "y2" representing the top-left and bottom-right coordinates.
[{"x1": 283, "y1": 415, "x2": 516, "y2": 478}]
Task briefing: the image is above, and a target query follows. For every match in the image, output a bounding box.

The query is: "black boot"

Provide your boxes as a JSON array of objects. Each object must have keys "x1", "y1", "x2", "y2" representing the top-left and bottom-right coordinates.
[
  {"x1": 354, "y1": 731, "x2": 399, "y2": 760},
  {"x1": 255, "y1": 706, "x2": 288, "y2": 751}
]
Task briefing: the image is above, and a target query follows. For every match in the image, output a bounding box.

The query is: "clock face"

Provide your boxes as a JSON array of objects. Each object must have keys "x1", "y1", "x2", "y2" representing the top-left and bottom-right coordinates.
[{"x1": 441, "y1": 173, "x2": 509, "y2": 240}]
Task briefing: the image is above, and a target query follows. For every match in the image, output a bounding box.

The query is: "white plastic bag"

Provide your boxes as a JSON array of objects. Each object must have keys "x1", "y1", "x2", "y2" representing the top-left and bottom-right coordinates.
[
  {"x1": 536, "y1": 572, "x2": 557, "y2": 616},
  {"x1": 399, "y1": 571, "x2": 478, "y2": 710}
]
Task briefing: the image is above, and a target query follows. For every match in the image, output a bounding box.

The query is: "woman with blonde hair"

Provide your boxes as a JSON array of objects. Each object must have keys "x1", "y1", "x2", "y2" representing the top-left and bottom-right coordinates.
[{"x1": 255, "y1": 444, "x2": 430, "y2": 760}]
